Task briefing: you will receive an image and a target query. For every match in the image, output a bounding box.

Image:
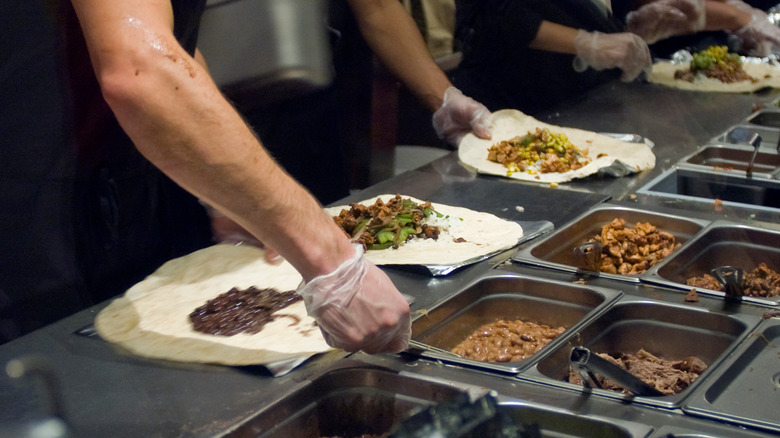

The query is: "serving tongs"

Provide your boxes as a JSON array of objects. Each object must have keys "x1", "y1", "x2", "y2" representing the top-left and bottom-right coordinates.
[
  {"x1": 572, "y1": 240, "x2": 603, "y2": 272},
  {"x1": 729, "y1": 128, "x2": 762, "y2": 176},
  {"x1": 710, "y1": 265, "x2": 745, "y2": 298},
  {"x1": 569, "y1": 346, "x2": 664, "y2": 397}
]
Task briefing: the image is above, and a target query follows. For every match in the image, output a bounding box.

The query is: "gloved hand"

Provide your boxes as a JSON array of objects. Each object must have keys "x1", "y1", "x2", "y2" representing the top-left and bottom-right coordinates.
[
  {"x1": 627, "y1": 0, "x2": 706, "y2": 44},
  {"x1": 203, "y1": 202, "x2": 281, "y2": 263},
  {"x1": 727, "y1": 1, "x2": 780, "y2": 56},
  {"x1": 432, "y1": 87, "x2": 492, "y2": 146},
  {"x1": 297, "y1": 244, "x2": 411, "y2": 354},
  {"x1": 573, "y1": 30, "x2": 653, "y2": 81}
]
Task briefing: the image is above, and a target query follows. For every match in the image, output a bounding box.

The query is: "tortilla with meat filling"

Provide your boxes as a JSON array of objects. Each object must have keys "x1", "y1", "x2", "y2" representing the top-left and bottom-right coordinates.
[
  {"x1": 459, "y1": 110, "x2": 655, "y2": 184},
  {"x1": 95, "y1": 244, "x2": 332, "y2": 366},
  {"x1": 648, "y1": 55, "x2": 780, "y2": 93},
  {"x1": 325, "y1": 194, "x2": 523, "y2": 267}
]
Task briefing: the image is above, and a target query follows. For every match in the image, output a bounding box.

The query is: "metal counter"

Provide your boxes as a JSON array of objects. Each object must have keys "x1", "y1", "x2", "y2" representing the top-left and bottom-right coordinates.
[{"x1": 2, "y1": 79, "x2": 780, "y2": 437}]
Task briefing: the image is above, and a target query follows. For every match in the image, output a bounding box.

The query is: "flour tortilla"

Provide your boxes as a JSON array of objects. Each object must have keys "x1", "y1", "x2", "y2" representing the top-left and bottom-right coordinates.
[
  {"x1": 325, "y1": 195, "x2": 523, "y2": 266},
  {"x1": 648, "y1": 59, "x2": 780, "y2": 92},
  {"x1": 458, "y1": 109, "x2": 655, "y2": 184},
  {"x1": 95, "y1": 244, "x2": 332, "y2": 366}
]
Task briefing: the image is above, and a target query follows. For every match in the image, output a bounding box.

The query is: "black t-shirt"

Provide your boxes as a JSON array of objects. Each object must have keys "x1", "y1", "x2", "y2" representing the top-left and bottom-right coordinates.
[
  {"x1": 0, "y1": 0, "x2": 211, "y2": 343},
  {"x1": 451, "y1": 0, "x2": 624, "y2": 114}
]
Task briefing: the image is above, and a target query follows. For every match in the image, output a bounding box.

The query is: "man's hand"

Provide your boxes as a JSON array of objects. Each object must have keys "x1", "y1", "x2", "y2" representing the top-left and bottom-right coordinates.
[
  {"x1": 573, "y1": 30, "x2": 652, "y2": 81},
  {"x1": 297, "y1": 245, "x2": 411, "y2": 354},
  {"x1": 627, "y1": 0, "x2": 706, "y2": 44},
  {"x1": 432, "y1": 87, "x2": 492, "y2": 146}
]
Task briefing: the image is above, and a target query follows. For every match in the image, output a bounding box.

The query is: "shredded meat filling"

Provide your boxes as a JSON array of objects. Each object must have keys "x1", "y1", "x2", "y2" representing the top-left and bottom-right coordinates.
[
  {"x1": 686, "y1": 263, "x2": 780, "y2": 298},
  {"x1": 568, "y1": 348, "x2": 707, "y2": 396}
]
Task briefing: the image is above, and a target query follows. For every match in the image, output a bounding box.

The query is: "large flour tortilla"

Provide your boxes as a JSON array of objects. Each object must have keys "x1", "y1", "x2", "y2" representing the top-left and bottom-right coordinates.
[
  {"x1": 95, "y1": 244, "x2": 332, "y2": 366},
  {"x1": 325, "y1": 195, "x2": 523, "y2": 266},
  {"x1": 458, "y1": 110, "x2": 655, "y2": 184},
  {"x1": 648, "y1": 59, "x2": 780, "y2": 92}
]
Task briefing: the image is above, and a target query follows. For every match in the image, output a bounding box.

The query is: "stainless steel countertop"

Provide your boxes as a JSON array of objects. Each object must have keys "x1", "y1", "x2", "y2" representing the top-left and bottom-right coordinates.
[{"x1": 3, "y1": 79, "x2": 780, "y2": 437}]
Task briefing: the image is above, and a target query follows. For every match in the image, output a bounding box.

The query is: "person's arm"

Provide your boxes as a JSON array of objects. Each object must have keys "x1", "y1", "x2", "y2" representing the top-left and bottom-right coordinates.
[
  {"x1": 346, "y1": 0, "x2": 452, "y2": 111},
  {"x1": 69, "y1": 0, "x2": 352, "y2": 280},
  {"x1": 69, "y1": 0, "x2": 411, "y2": 353},
  {"x1": 528, "y1": 21, "x2": 580, "y2": 54}
]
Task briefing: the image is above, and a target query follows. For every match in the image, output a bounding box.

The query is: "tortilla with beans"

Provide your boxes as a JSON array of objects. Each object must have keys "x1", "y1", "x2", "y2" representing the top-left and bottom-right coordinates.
[
  {"x1": 458, "y1": 110, "x2": 655, "y2": 184},
  {"x1": 95, "y1": 244, "x2": 332, "y2": 366}
]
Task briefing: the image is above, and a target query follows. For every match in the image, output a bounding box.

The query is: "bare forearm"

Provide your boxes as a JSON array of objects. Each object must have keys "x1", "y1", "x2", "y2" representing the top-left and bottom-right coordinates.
[
  {"x1": 71, "y1": 0, "x2": 354, "y2": 281},
  {"x1": 529, "y1": 21, "x2": 579, "y2": 54},
  {"x1": 347, "y1": 0, "x2": 451, "y2": 111}
]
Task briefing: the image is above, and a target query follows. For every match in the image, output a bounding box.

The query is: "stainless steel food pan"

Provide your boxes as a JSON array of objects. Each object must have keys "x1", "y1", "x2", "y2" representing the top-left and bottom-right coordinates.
[
  {"x1": 470, "y1": 400, "x2": 654, "y2": 438},
  {"x1": 642, "y1": 221, "x2": 780, "y2": 307},
  {"x1": 745, "y1": 108, "x2": 780, "y2": 129},
  {"x1": 523, "y1": 296, "x2": 761, "y2": 409},
  {"x1": 511, "y1": 204, "x2": 709, "y2": 283},
  {"x1": 409, "y1": 270, "x2": 622, "y2": 374},
  {"x1": 715, "y1": 125, "x2": 780, "y2": 152},
  {"x1": 649, "y1": 424, "x2": 776, "y2": 438},
  {"x1": 675, "y1": 144, "x2": 780, "y2": 179},
  {"x1": 637, "y1": 167, "x2": 780, "y2": 213},
  {"x1": 222, "y1": 364, "x2": 468, "y2": 438},
  {"x1": 682, "y1": 318, "x2": 780, "y2": 434}
]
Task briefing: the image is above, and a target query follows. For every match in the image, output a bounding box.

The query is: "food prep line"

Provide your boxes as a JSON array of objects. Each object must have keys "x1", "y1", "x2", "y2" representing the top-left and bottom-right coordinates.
[{"x1": 2, "y1": 79, "x2": 780, "y2": 437}]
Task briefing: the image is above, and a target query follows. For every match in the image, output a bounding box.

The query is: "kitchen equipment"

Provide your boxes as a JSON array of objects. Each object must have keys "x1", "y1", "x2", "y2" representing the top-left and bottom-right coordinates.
[{"x1": 570, "y1": 346, "x2": 664, "y2": 397}]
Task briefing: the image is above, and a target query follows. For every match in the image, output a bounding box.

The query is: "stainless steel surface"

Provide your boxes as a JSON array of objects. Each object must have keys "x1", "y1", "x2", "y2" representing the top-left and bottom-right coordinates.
[
  {"x1": 198, "y1": 0, "x2": 332, "y2": 108},
  {"x1": 642, "y1": 221, "x2": 780, "y2": 306},
  {"x1": 676, "y1": 144, "x2": 780, "y2": 178},
  {"x1": 638, "y1": 167, "x2": 780, "y2": 213},
  {"x1": 716, "y1": 125, "x2": 780, "y2": 152},
  {"x1": 683, "y1": 318, "x2": 780, "y2": 434},
  {"x1": 409, "y1": 270, "x2": 621, "y2": 374},
  {"x1": 525, "y1": 296, "x2": 761, "y2": 409},
  {"x1": 221, "y1": 363, "x2": 471, "y2": 437},
  {"x1": 5, "y1": 78, "x2": 780, "y2": 437},
  {"x1": 512, "y1": 203, "x2": 709, "y2": 283}
]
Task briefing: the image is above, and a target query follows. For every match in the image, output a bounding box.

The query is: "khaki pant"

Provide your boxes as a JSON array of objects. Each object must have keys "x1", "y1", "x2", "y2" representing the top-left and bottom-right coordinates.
[{"x1": 402, "y1": 0, "x2": 456, "y2": 59}]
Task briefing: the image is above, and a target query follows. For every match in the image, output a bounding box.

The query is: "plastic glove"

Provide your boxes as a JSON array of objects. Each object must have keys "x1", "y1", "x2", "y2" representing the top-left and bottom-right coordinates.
[
  {"x1": 432, "y1": 87, "x2": 492, "y2": 146},
  {"x1": 203, "y1": 202, "x2": 281, "y2": 263},
  {"x1": 573, "y1": 30, "x2": 652, "y2": 82},
  {"x1": 627, "y1": 0, "x2": 706, "y2": 44},
  {"x1": 297, "y1": 244, "x2": 411, "y2": 354},
  {"x1": 728, "y1": 2, "x2": 780, "y2": 56}
]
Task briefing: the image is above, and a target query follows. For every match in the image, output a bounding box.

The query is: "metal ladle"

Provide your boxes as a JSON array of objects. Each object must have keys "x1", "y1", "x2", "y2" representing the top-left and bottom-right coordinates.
[
  {"x1": 729, "y1": 129, "x2": 762, "y2": 176},
  {"x1": 710, "y1": 265, "x2": 745, "y2": 298},
  {"x1": 570, "y1": 346, "x2": 664, "y2": 397}
]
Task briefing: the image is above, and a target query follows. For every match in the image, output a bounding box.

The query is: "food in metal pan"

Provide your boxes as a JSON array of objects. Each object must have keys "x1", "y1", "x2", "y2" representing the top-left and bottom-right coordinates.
[
  {"x1": 568, "y1": 348, "x2": 707, "y2": 396},
  {"x1": 584, "y1": 218, "x2": 680, "y2": 275},
  {"x1": 686, "y1": 263, "x2": 780, "y2": 298},
  {"x1": 451, "y1": 319, "x2": 566, "y2": 363},
  {"x1": 487, "y1": 127, "x2": 592, "y2": 176},
  {"x1": 674, "y1": 46, "x2": 756, "y2": 84}
]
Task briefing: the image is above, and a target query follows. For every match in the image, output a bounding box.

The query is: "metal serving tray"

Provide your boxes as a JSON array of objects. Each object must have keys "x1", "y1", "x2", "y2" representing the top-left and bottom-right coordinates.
[
  {"x1": 649, "y1": 424, "x2": 776, "y2": 438},
  {"x1": 675, "y1": 144, "x2": 780, "y2": 179},
  {"x1": 409, "y1": 270, "x2": 622, "y2": 374},
  {"x1": 682, "y1": 318, "x2": 780, "y2": 434},
  {"x1": 745, "y1": 108, "x2": 780, "y2": 129},
  {"x1": 221, "y1": 364, "x2": 469, "y2": 438},
  {"x1": 522, "y1": 296, "x2": 761, "y2": 409},
  {"x1": 511, "y1": 204, "x2": 709, "y2": 283},
  {"x1": 476, "y1": 400, "x2": 654, "y2": 438},
  {"x1": 642, "y1": 222, "x2": 780, "y2": 307},
  {"x1": 637, "y1": 167, "x2": 780, "y2": 213}
]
